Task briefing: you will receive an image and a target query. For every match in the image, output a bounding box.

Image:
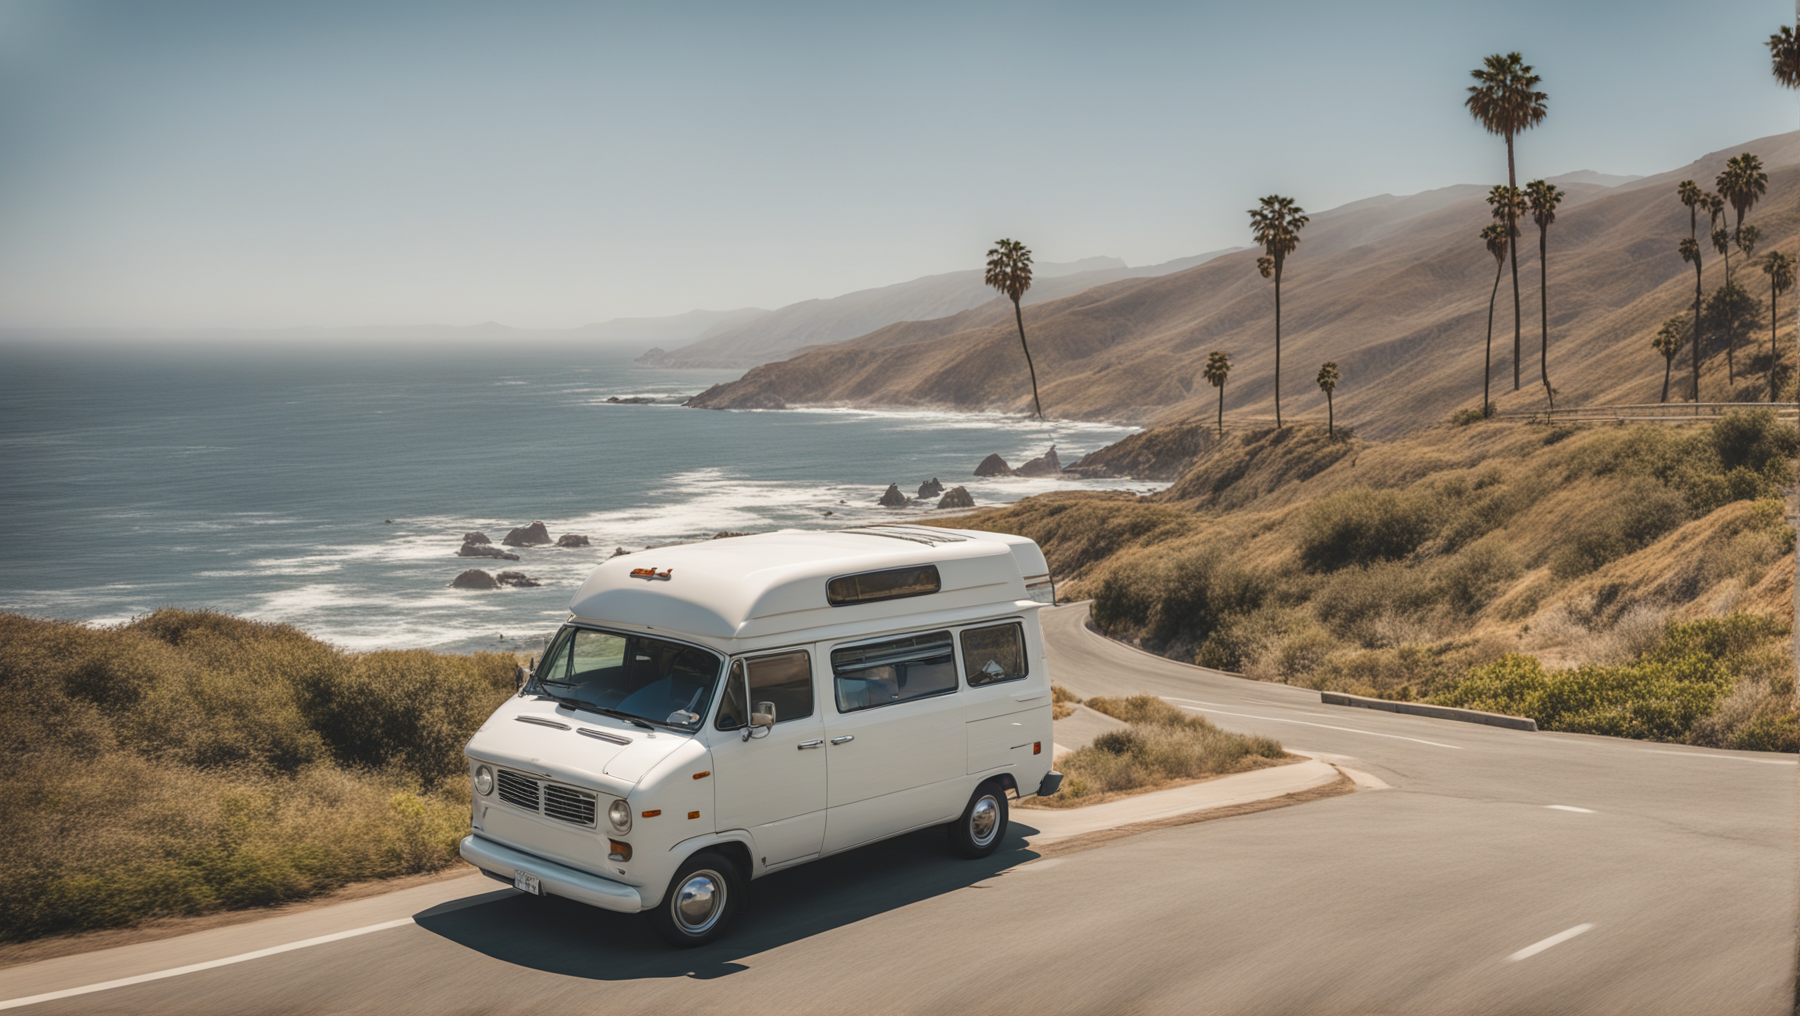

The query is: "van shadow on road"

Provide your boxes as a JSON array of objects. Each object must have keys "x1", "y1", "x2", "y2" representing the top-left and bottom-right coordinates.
[{"x1": 412, "y1": 822, "x2": 1045, "y2": 980}]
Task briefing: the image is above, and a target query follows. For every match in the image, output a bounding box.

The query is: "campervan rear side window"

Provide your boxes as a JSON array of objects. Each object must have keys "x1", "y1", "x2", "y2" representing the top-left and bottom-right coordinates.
[
  {"x1": 826, "y1": 565, "x2": 940, "y2": 606},
  {"x1": 960, "y1": 623, "x2": 1028, "y2": 686},
  {"x1": 830, "y1": 631, "x2": 957, "y2": 712}
]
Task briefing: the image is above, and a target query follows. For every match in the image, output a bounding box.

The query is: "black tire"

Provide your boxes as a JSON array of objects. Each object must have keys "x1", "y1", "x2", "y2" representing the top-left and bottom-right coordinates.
[
  {"x1": 947, "y1": 779, "x2": 1009, "y2": 858},
  {"x1": 645, "y1": 849, "x2": 743, "y2": 947}
]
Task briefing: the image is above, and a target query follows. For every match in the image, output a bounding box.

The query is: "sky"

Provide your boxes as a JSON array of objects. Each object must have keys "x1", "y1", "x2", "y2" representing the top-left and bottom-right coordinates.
[{"x1": 0, "y1": 0, "x2": 1796, "y2": 331}]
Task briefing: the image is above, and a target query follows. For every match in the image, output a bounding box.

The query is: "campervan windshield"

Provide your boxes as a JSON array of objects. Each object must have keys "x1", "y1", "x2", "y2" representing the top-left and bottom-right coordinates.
[{"x1": 530, "y1": 626, "x2": 723, "y2": 731}]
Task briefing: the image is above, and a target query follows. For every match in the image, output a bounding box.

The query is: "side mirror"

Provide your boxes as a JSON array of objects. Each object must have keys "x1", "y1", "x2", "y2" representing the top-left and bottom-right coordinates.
[
  {"x1": 515, "y1": 656, "x2": 535, "y2": 694},
  {"x1": 751, "y1": 701, "x2": 777, "y2": 729}
]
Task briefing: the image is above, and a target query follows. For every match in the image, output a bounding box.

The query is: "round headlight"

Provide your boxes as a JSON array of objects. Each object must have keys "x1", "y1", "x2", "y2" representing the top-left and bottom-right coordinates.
[
  {"x1": 474, "y1": 765, "x2": 493, "y2": 796},
  {"x1": 608, "y1": 799, "x2": 632, "y2": 834}
]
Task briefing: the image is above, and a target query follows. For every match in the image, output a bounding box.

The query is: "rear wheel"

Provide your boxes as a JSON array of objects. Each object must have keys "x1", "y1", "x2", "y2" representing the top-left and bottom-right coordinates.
[
  {"x1": 947, "y1": 779, "x2": 1009, "y2": 858},
  {"x1": 645, "y1": 849, "x2": 742, "y2": 947}
]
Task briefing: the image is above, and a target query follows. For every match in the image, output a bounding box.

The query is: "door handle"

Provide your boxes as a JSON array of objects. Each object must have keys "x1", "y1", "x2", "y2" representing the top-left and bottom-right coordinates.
[
  {"x1": 797, "y1": 739, "x2": 823, "y2": 749},
  {"x1": 829, "y1": 735, "x2": 855, "y2": 745}
]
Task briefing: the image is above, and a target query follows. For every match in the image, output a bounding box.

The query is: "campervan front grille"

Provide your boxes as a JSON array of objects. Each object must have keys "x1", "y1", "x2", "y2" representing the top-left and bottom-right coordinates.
[
  {"x1": 495, "y1": 768, "x2": 541, "y2": 811},
  {"x1": 494, "y1": 767, "x2": 599, "y2": 828}
]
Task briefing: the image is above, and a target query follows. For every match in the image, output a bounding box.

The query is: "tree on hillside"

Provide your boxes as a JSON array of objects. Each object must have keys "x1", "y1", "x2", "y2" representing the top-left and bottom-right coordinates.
[
  {"x1": 1702, "y1": 281, "x2": 1764, "y2": 380},
  {"x1": 1316, "y1": 362, "x2": 1340, "y2": 436},
  {"x1": 984, "y1": 238, "x2": 1042, "y2": 419},
  {"x1": 1653, "y1": 317, "x2": 1687, "y2": 404},
  {"x1": 1203, "y1": 351, "x2": 1231, "y2": 437},
  {"x1": 1677, "y1": 181, "x2": 1709, "y2": 403},
  {"x1": 1466, "y1": 52, "x2": 1548, "y2": 393},
  {"x1": 1248, "y1": 195, "x2": 1308, "y2": 427},
  {"x1": 1480, "y1": 220, "x2": 1511, "y2": 417},
  {"x1": 1717, "y1": 154, "x2": 1769, "y2": 386},
  {"x1": 1760, "y1": 250, "x2": 1796, "y2": 403},
  {"x1": 1525, "y1": 179, "x2": 1565, "y2": 413},
  {"x1": 1769, "y1": 25, "x2": 1800, "y2": 120}
]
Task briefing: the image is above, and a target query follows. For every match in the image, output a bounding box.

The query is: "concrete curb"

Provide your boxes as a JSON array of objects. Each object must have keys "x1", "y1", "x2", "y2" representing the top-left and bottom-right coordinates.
[
  {"x1": 1320, "y1": 691, "x2": 1538, "y2": 731},
  {"x1": 1015, "y1": 759, "x2": 1342, "y2": 844}
]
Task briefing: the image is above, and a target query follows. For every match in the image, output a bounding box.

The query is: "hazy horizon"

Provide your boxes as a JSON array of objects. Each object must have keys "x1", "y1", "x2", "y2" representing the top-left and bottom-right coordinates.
[{"x1": 1, "y1": 0, "x2": 1794, "y2": 332}]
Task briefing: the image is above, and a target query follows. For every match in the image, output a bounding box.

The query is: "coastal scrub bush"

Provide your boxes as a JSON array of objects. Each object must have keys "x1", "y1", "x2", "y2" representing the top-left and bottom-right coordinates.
[
  {"x1": 1547, "y1": 477, "x2": 1688, "y2": 580},
  {"x1": 1433, "y1": 652, "x2": 1732, "y2": 741},
  {"x1": 1089, "y1": 544, "x2": 1272, "y2": 651},
  {"x1": 1024, "y1": 695, "x2": 1285, "y2": 808},
  {"x1": 1297, "y1": 487, "x2": 1436, "y2": 572}
]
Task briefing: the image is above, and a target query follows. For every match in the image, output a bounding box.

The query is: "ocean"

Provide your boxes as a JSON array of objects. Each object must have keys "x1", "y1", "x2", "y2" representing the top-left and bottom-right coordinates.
[{"x1": 0, "y1": 341, "x2": 1142, "y2": 654}]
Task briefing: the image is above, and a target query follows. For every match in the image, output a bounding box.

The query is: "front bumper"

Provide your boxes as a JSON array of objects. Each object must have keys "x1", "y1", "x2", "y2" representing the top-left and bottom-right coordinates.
[{"x1": 459, "y1": 835, "x2": 644, "y2": 914}]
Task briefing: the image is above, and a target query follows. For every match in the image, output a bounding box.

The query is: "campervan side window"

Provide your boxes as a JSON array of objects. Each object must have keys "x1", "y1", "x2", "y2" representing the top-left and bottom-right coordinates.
[
  {"x1": 716, "y1": 651, "x2": 815, "y2": 730},
  {"x1": 825, "y1": 565, "x2": 940, "y2": 606},
  {"x1": 831, "y1": 631, "x2": 958, "y2": 712},
  {"x1": 960, "y1": 622, "x2": 1028, "y2": 686}
]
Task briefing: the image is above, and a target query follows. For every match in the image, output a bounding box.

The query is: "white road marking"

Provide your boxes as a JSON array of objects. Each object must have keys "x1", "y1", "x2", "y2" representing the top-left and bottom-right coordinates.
[
  {"x1": 1639, "y1": 749, "x2": 1796, "y2": 766},
  {"x1": 1166, "y1": 699, "x2": 1463, "y2": 749},
  {"x1": 0, "y1": 917, "x2": 417, "y2": 1011},
  {"x1": 1544, "y1": 805, "x2": 1596, "y2": 813},
  {"x1": 1507, "y1": 923, "x2": 1595, "y2": 961}
]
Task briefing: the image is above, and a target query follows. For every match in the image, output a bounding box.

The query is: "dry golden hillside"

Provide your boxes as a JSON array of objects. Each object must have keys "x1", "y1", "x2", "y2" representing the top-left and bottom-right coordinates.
[{"x1": 692, "y1": 131, "x2": 1800, "y2": 437}]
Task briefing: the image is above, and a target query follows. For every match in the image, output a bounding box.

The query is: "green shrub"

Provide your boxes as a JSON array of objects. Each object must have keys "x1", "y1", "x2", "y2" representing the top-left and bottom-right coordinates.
[
  {"x1": 1297, "y1": 487, "x2": 1437, "y2": 572},
  {"x1": 1430, "y1": 537, "x2": 1523, "y2": 614},
  {"x1": 1090, "y1": 546, "x2": 1272, "y2": 650},
  {"x1": 1434, "y1": 652, "x2": 1734, "y2": 741},
  {"x1": 1547, "y1": 477, "x2": 1688, "y2": 579},
  {"x1": 1312, "y1": 561, "x2": 1434, "y2": 646}
]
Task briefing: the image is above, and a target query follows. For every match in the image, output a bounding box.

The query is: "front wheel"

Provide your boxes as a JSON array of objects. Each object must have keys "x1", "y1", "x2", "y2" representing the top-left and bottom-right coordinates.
[
  {"x1": 645, "y1": 849, "x2": 743, "y2": 947},
  {"x1": 947, "y1": 780, "x2": 1009, "y2": 858}
]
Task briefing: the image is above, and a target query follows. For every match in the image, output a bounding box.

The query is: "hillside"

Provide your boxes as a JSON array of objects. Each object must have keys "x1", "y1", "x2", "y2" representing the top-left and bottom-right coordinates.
[
  {"x1": 932, "y1": 411, "x2": 1796, "y2": 749},
  {"x1": 640, "y1": 250, "x2": 1240, "y2": 369},
  {"x1": 689, "y1": 136, "x2": 1800, "y2": 437}
]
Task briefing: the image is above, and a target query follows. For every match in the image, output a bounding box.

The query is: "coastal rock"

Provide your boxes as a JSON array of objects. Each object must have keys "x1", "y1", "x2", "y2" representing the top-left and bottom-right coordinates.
[
  {"x1": 462, "y1": 531, "x2": 491, "y2": 545},
  {"x1": 917, "y1": 478, "x2": 945, "y2": 498},
  {"x1": 459, "y1": 543, "x2": 521, "y2": 560},
  {"x1": 556, "y1": 534, "x2": 591, "y2": 548},
  {"x1": 974, "y1": 454, "x2": 1013, "y2": 477},
  {"x1": 604, "y1": 396, "x2": 657, "y2": 404},
  {"x1": 610, "y1": 547, "x2": 631, "y2": 557},
  {"x1": 877, "y1": 483, "x2": 908, "y2": 507},
  {"x1": 1015, "y1": 446, "x2": 1063, "y2": 477},
  {"x1": 502, "y1": 521, "x2": 554, "y2": 547},
  {"x1": 713, "y1": 531, "x2": 749, "y2": 539},
  {"x1": 937, "y1": 486, "x2": 976, "y2": 509},
  {"x1": 495, "y1": 570, "x2": 541, "y2": 588},
  {"x1": 451, "y1": 569, "x2": 500, "y2": 590}
]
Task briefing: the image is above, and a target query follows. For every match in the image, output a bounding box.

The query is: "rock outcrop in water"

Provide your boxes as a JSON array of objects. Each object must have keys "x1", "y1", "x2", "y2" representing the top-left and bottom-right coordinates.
[
  {"x1": 452, "y1": 569, "x2": 500, "y2": 590},
  {"x1": 877, "y1": 484, "x2": 908, "y2": 507},
  {"x1": 556, "y1": 534, "x2": 591, "y2": 547},
  {"x1": 502, "y1": 522, "x2": 554, "y2": 547},
  {"x1": 604, "y1": 396, "x2": 656, "y2": 404},
  {"x1": 1015, "y1": 446, "x2": 1063, "y2": 477},
  {"x1": 459, "y1": 543, "x2": 520, "y2": 560},
  {"x1": 610, "y1": 547, "x2": 631, "y2": 557},
  {"x1": 936, "y1": 486, "x2": 976, "y2": 509},
  {"x1": 495, "y1": 571, "x2": 541, "y2": 588},
  {"x1": 917, "y1": 478, "x2": 945, "y2": 498},
  {"x1": 463, "y1": 531, "x2": 491, "y2": 545},
  {"x1": 974, "y1": 454, "x2": 1012, "y2": 477}
]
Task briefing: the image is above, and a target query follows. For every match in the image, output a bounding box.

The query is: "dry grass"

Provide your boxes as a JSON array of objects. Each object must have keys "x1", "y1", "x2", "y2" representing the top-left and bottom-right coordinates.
[
  {"x1": 1024, "y1": 694, "x2": 1287, "y2": 809},
  {"x1": 0, "y1": 610, "x2": 516, "y2": 942},
  {"x1": 1050, "y1": 683, "x2": 1080, "y2": 720}
]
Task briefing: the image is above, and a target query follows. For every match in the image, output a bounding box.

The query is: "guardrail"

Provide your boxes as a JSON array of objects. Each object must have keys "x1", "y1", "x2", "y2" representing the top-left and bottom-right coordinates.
[
  {"x1": 1492, "y1": 402, "x2": 1798, "y2": 424},
  {"x1": 1320, "y1": 691, "x2": 1538, "y2": 731}
]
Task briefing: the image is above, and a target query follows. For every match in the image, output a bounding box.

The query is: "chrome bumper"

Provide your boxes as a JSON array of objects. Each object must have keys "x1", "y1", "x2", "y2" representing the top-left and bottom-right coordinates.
[{"x1": 459, "y1": 835, "x2": 644, "y2": 914}]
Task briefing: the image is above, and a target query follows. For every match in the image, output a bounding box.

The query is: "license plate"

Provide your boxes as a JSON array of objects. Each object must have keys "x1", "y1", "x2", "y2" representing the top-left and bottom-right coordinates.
[{"x1": 513, "y1": 871, "x2": 541, "y2": 895}]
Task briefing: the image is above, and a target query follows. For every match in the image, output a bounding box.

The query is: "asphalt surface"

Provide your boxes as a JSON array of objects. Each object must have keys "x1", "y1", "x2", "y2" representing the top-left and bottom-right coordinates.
[{"x1": 6, "y1": 602, "x2": 1795, "y2": 1015}]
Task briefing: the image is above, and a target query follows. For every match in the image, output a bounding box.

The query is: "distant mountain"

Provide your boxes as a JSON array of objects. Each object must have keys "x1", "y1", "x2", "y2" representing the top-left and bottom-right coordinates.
[
  {"x1": 636, "y1": 250, "x2": 1243, "y2": 369},
  {"x1": 578, "y1": 308, "x2": 769, "y2": 350},
  {"x1": 688, "y1": 133, "x2": 1800, "y2": 437}
]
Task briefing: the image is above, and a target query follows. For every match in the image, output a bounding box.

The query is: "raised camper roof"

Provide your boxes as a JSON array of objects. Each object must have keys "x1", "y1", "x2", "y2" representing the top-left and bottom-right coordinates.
[{"x1": 566, "y1": 525, "x2": 1050, "y2": 641}]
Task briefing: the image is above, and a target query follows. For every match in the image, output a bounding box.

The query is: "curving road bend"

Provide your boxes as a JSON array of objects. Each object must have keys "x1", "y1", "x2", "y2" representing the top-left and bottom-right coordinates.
[{"x1": 3, "y1": 602, "x2": 1794, "y2": 1015}]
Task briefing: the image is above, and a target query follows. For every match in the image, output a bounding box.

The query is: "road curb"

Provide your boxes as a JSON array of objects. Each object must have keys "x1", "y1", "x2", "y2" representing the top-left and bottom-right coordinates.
[{"x1": 1320, "y1": 691, "x2": 1537, "y2": 731}]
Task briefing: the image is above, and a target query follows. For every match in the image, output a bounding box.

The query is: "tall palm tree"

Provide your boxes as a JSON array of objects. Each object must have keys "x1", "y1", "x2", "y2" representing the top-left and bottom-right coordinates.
[
  {"x1": 1718, "y1": 154, "x2": 1769, "y2": 387},
  {"x1": 1524, "y1": 179, "x2": 1564, "y2": 412},
  {"x1": 1676, "y1": 181, "x2": 1707, "y2": 403},
  {"x1": 984, "y1": 238, "x2": 1041, "y2": 419},
  {"x1": 1707, "y1": 193, "x2": 1735, "y2": 383},
  {"x1": 1316, "y1": 362, "x2": 1340, "y2": 436},
  {"x1": 1652, "y1": 317, "x2": 1686, "y2": 404},
  {"x1": 1480, "y1": 220, "x2": 1510, "y2": 417},
  {"x1": 1466, "y1": 52, "x2": 1549, "y2": 392},
  {"x1": 1761, "y1": 250, "x2": 1797, "y2": 403},
  {"x1": 1203, "y1": 351, "x2": 1231, "y2": 436},
  {"x1": 1770, "y1": 25, "x2": 1800, "y2": 124},
  {"x1": 1248, "y1": 195, "x2": 1308, "y2": 427}
]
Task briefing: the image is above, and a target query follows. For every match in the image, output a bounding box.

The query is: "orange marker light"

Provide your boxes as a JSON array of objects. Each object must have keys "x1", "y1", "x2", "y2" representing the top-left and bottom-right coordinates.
[
  {"x1": 692, "y1": 771, "x2": 711, "y2": 780},
  {"x1": 687, "y1": 810, "x2": 701, "y2": 820},
  {"x1": 641, "y1": 809, "x2": 661, "y2": 818}
]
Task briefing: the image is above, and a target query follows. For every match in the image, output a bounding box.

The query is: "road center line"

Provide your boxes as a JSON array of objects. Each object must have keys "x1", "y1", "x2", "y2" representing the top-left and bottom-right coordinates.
[
  {"x1": 1544, "y1": 805, "x2": 1595, "y2": 813},
  {"x1": 0, "y1": 917, "x2": 417, "y2": 1011},
  {"x1": 1638, "y1": 749, "x2": 1796, "y2": 766},
  {"x1": 1166, "y1": 699, "x2": 1463, "y2": 749},
  {"x1": 1507, "y1": 923, "x2": 1595, "y2": 962}
]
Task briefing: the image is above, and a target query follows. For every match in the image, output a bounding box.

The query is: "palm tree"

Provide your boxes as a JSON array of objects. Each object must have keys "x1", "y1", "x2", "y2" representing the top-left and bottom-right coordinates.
[
  {"x1": 1652, "y1": 317, "x2": 1686, "y2": 404},
  {"x1": 1761, "y1": 250, "x2": 1797, "y2": 402},
  {"x1": 1466, "y1": 52, "x2": 1549, "y2": 392},
  {"x1": 1707, "y1": 195, "x2": 1735, "y2": 383},
  {"x1": 1717, "y1": 154, "x2": 1769, "y2": 387},
  {"x1": 1480, "y1": 221, "x2": 1510, "y2": 417},
  {"x1": 1203, "y1": 351, "x2": 1231, "y2": 436},
  {"x1": 1677, "y1": 181, "x2": 1707, "y2": 402},
  {"x1": 1248, "y1": 195, "x2": 1309, "y2": 427},
  {"x1": 984, "y1": 238, "x2": 1041, "y2": 419},
  {"x1": 1524, "y1": 179, "x2": 1564, "y2": 412},
  {"x1": 1770, "y1": 25, "x2": 1800, "y2": 124},
  {"x1": 1316, "y1": 362, "x2": 1340, "y2": 436}
]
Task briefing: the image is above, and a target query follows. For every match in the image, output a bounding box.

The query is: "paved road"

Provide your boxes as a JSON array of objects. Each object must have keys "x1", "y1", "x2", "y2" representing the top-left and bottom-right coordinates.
[{"x1": 5, "y1": 603, "x2": 1795, "y2": 1014}]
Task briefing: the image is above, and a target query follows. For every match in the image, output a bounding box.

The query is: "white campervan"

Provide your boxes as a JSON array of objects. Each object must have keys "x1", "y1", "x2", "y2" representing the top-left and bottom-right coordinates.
[{"x1": 458, "y1": 524, "x2": 1062, "y2": 945}]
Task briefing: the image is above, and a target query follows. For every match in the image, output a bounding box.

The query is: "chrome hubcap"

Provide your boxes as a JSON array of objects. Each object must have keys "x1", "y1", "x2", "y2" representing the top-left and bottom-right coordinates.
[
  {"x1": 970, "y1": 795, "x2": 1000, "y2": 846},
  {"x1": 673, "y1": 869, "x2": 726, "y2": 934}
]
